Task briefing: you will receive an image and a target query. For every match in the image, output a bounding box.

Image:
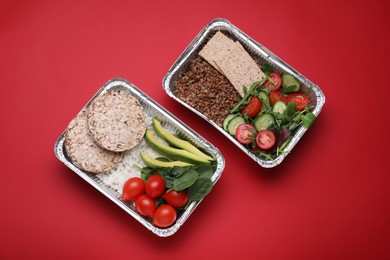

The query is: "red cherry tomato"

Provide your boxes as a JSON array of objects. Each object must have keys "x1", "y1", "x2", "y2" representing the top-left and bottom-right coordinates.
[
  {"x1": 269, "y1": 91, "x2": 287, "y2": 106},
  {"x1": 135, "y1": 194, "x2": 156, "y2": 217},
  {"x1": 263, "y1": 72, "x2": 282, "y2": 91},
  {"x1": 152, "y1": 204, "x2": 177, "y2": 228},
  {"x1": 122, "y1": 177, "x2": 145, "y2": 201},
  {"x1": 163, "y1": 189, "x2": 188, "y2": 208},
  {"x1": 241, "y1": 96, "x2": 261, "y2": 117},
  {"x1": 255, "y1": 130, "x2": 276, "y2": 150},
  {"x1": 235, "y1": 124, "x2": 257, "y2": 144},
  {"x1": 145, "y1": 174, "x2": 166, "y2": 199},
  {"x1": 286, "y1": 92, "x2": 309, "y2": 111}
]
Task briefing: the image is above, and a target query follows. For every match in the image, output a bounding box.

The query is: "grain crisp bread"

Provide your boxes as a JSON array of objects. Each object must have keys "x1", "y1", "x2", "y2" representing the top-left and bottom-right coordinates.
[
  {"x1": 199, "y1": 31, "x2": 265, "y2": 97},
  {"x1": 64, "y1": 111, "x2": 123, "y2": 173},
  {"x1": 87, "y1": 88, "x2": 147, "y2": 152}
]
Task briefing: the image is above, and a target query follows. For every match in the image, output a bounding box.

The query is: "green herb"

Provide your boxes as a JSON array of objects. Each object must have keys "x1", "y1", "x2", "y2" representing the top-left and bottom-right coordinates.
[
  {"x1": 230, "y1": 79, "x2": 267, "y2": 114},
  {"x1": 195, "y1": 164, "x2": 214, "y2": 179},
  {"x1": 172, "y1": 169, "x2": 198, "y2": 191},
  {"x1": 261, "y1": 63, "x2": 273, "y2": 75},
  {"x1": 140, "y1": 167, "x2": 154, "y2": 182},
  {"x1": 188, "y1": 177, "x2": 213, "y2": 202},
  {"x1": 302, "y1": 112, "x2": 316, "y2": 128}
]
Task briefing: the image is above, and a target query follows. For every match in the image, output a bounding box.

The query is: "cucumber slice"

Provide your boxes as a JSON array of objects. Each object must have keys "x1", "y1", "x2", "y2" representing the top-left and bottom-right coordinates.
[
  {"x1": 254, "y1": 113, "x2": 275, "y2": 131},
  {"x1": 273, "y1": 101, "x2": 287, "y2": 114},
  {"x1": 282, "y1": 74, "x2": 300, "y2": 93},
  {"x1": 227, "y1": 115, "x2": 246, "y2": 135},
  {"x1": 258, "y1": 91, "x2": 270, "y2": 109},
  {"x1": 223, "y1": 114, "x2": 237, "y2": 131}
]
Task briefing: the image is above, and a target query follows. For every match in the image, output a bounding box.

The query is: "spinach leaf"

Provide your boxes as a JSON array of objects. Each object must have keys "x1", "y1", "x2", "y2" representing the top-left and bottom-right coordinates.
[
  {"x1": 261, "y1": 63, "x2": 273, "y2": 75},
  {"x1": 188, "y1": 177, "x2": 213, "y2": 202},
  {"x1": 283, "y1": 102, "x2": 297, "y2": 119},
  {"x1": 172, "y1": 169, "x2": 198, "y2": 191},
  {"x1": 302, "y1": 112, "x2": 316, "y2": 128},
  {"x1": 171, "y1": 166, "x2": 194, "y2": 177},
  {"x1": 195, "y1": 164, "x2": 214, "y2": 179},
  {"x1": 141, "y1": 167, "x2": 154, "y2": 182}
]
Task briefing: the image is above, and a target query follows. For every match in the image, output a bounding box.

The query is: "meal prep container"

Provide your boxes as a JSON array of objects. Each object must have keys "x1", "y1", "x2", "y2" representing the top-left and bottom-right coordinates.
[
  {"x1": 163, "y1": 18, "x2": 326, "y2": 168},
  {"x1": 54, "y1": 78, "x2": 225, "y2": 237}
]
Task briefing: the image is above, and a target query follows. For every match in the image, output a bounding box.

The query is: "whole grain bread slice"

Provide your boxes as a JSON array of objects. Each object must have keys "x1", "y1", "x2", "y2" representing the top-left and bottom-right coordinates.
[{"x1": 199, "y1": 31, "x2": 265, "y2": 97}]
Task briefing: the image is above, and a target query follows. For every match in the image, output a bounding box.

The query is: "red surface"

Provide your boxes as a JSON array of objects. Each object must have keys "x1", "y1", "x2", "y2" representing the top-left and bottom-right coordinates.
[{"x1": 1, "y1": 0, "x2": 389, "y2": 259}]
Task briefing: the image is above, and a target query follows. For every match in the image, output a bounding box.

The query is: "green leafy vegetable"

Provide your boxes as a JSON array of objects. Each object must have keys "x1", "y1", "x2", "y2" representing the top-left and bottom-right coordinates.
[
  {"x1": 173, "y1": 169, "x2": 198, "y2": 191},
  {"x1": 140, "y1": 163, "x2": 215, "y2": 204},
  {"x1": 302, "y1": 112, "x2": 316, "y2": 128},
  {"x1": 188, "y1": 177, "x2": 213, "y2": 202},
  {"x1": 230, "y1": 79, "x2": 267, "y2": 114}
]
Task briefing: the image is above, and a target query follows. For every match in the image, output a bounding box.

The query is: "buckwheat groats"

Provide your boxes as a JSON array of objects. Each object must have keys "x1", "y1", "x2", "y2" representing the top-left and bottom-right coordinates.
[
  {"x1": 64, "y1": 111, "x2": 123, "y2": 173},
  {"x1": 173, "y1": 31, "x2": 266, "y2": 127},
  {"x1": 87, "y1": 88, "x2": 147, "y2": 152},
  {"x1": 173, "y1": 56, "x2": 241, "y2": 127}
]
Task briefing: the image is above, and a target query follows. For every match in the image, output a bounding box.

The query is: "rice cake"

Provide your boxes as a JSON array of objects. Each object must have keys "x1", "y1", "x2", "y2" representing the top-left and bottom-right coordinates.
[
  {"x1": 87, "y1": 88, "x2": 146, "y2": 152},
  {"x1": 199, "y1": 31, "x2": 265, "y2": 97},
  {"x1": 64, "y1": 111, "x2": 122, "y2": 173}
]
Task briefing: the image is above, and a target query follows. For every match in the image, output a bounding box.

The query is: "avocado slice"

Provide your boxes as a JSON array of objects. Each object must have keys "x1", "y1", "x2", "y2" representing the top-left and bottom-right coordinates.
[
  {"x1": 140, "y1": 152, "x2": 193, "y2": 168},
  {"x1": 144, "y1": 129, "x2": 210, "y2": 164},
  {"x1": 152, "y1": 118, "x2": 214, "y2": 161}
]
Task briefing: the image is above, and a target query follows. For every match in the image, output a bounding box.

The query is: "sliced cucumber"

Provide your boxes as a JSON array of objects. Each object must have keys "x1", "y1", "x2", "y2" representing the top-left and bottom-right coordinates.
[
  {"x1": 258, "y1": 91, "x2": 270, "y2": 109},
  {"x1": 223, "y1": 114, "x2": 237, "y2": 131},
  {"x1": 227, "y1": 115, "x2": 246, "y2": 135},
  {"x1": 254, "y1": 113, "x2": 275, "y2": 131},
  {"x1": 273, "y1": 101, "x2": 287, "y2": 114},
  {"x1": 282, "y1": 74, "x2": 300, "y2": 93}
]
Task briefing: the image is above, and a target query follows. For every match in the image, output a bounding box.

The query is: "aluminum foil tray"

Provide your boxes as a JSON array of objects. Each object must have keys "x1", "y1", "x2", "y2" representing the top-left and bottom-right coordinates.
[
  {"x1": 163, "y1": 18, "x2": 326, "y2": 168},
  {"x1": 54, "y1": 78, "x2": 225, "y2": 237}
]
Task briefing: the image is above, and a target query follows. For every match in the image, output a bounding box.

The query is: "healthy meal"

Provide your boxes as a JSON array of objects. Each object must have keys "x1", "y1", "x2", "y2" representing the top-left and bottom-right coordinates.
[
  {"x1": 173, "y1": 31, "x2": 317, "y2": 160},
  {"x1": 123, "y1": 118, "x2": 215, "y2": 228},
  {"x1": 64, "y1": 87, "x2": 216, "y2": 229}
]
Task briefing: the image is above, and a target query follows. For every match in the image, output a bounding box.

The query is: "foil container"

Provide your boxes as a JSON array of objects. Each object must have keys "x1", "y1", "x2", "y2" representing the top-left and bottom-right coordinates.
[
  {"x1": 54, "y1": 78, "x2": 225, "y2": 237},
  {"x1": 163, "y1": 18, "x2": 326, "y2": 168}
]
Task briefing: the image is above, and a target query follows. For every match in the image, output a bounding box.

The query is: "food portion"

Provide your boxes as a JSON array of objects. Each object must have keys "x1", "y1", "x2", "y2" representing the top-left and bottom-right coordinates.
[
  {"x1": 64, "y1": 89, "x2": 217, "y2": 229},
  {"x1": 122, "y1": 118, "x2": 216, "y2": 228},
  {"x1": 224, "y1": 73, "x2": 316, "y2": 160},
  {"x1": 64, "y1": 111, "x2": 123, "y2": 173},
  {"x1": 172, "y1": 30, "x2": 317, "y2": 161},
  {"x1": 87, "y1": 88, "x2": 146, "y2": 152},
  {"x1": 174, "y1": 56, "x2": 241, "y2": 126},
  {"x1": 64, "y1": 87, "x2": 146, "y2": 174}
]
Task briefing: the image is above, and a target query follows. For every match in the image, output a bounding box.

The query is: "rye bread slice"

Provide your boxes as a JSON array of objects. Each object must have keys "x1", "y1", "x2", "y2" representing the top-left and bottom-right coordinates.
[
  {"x1": 199, "y1": 31, "x2": 265, "y2": 97},
  {"x1": 64, "y1": 111, "x2": 122, "y2": 173},
  {"x1": 87, "y1": 88, "x2": 146, "y2": 152}
]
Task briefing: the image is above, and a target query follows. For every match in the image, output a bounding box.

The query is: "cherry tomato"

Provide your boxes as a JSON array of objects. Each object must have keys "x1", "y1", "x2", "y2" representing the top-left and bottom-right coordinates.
[
  {"x1": 163, "y1": 189, "x2": 188, "y2": 208},
  {"x1": 235, "y1": 124, "x2": 257, "y2": 144},
  {"x1": 145, "y1": 174, "x2": 166, "y2": 199},
  {"x1": 122, "y1": 177, "x2": 145, "y2": 202},
  {"x1": 152, "y1": 204, "x2": 177, "y2": 228},
  {"x1": 263, "y1": 72, "x2": 282, "y2": 91},
  {"x1": 135, "y1": 194, "x2": 156, "y2": 217},
  {"x1": 255, "y1": 130, "x2": 276, "y2": 150},
  {"x1": 286, "y1": 92, "x2": 309, "y2": 111},
  {"x1": 241, "y1": 96, "x2": 261, "y2": 117},
  {"x1": 269, "y1": 91, "x2": 286, "y2": 106}
]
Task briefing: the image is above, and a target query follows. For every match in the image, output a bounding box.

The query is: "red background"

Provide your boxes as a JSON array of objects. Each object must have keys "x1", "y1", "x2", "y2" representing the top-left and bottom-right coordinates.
[{"x1": 1, "y1": 0, "x2": 389, "y2": 259}]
